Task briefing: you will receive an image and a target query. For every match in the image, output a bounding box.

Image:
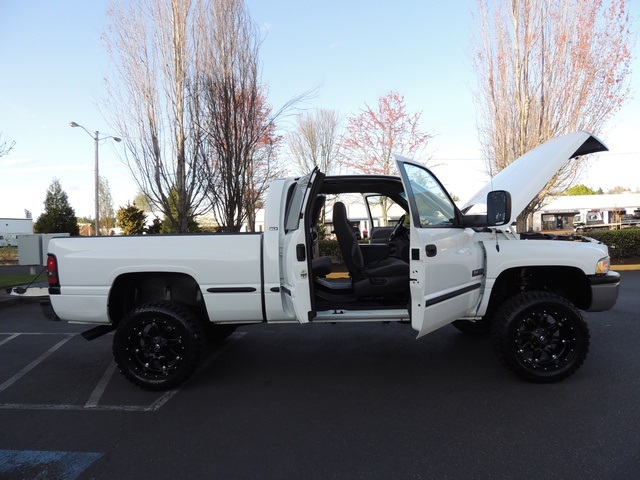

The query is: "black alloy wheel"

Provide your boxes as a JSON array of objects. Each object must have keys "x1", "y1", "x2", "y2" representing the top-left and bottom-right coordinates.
[
  {"x1": 113, "y1": 301, "x2": 204, "y2": 391},
  {"x1": 492, "y1": 291, "x2": 589, "y2": 383}
]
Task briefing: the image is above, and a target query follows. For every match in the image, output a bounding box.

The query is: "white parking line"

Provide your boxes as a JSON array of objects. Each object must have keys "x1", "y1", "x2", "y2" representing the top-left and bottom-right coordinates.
[
  {"x1": 0, "y1": 331, "x2": 247, "y2": 411},
  {"x1": 0, "y1": 332, "x2": 78, "y2": 335},
  {"x1": 0, "y1": 334, "x2": 75, "y2": 394},
  {"x1": 85, "y1": 361, "x2": 118, "y2": 408},
  {"x1": 0, "y1": 403, "x2": 157, "y2": 412},
  {"x1": 0, "y1": 333, "x2": 20, "y2": 347}
]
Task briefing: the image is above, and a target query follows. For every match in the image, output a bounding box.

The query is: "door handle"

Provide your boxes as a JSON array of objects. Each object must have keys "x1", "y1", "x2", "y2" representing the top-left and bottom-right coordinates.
[
  {"x1": 296, "y1": 244, "x2": 306, "y2": 261},
  {"x1": 425, "y1": 244, "x2": 437, "y2": 257}
]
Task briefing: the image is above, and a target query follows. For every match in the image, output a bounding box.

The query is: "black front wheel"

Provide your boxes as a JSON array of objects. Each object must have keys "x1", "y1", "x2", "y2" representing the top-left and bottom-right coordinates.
[
  {"x1": 113, "y1": 302, "x2": 205, "y2": 391},
  {"x1": 492, "y1": 292, "x2": 589, "y2": 383}
]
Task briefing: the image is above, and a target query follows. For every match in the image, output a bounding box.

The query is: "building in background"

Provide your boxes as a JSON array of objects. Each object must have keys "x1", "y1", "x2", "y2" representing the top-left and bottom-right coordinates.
[{"x1": 534, "y1": 193, "x2": 640, "y2": 231}]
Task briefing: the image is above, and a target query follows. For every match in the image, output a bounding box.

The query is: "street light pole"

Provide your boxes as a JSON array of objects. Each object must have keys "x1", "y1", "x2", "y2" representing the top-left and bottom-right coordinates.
[
  {"x1": 69, "y1": 122, "x2": 121, "y2": 236},
  {"x1": 94, "y1": 130, "x2": 100, "y2": 236}
]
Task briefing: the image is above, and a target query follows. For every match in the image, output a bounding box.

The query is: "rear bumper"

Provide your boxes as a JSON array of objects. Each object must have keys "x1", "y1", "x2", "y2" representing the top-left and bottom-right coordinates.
[{"x1": 586, "y1": 271, "x2": 620, "y2": 312}]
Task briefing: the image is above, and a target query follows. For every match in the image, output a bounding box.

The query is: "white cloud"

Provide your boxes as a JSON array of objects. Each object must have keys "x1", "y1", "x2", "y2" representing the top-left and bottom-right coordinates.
[
  {"x1": 1, "y1": 162, "x2": 88, "y2": 174},
  {"x1": 0, "y1": 157, "x2": 34, "y2": 168}
]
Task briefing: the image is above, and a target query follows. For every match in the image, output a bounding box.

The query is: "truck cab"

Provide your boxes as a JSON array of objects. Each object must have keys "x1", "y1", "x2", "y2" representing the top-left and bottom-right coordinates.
[{"x1": 281, "y1": 133, "x2": 615, "y2": 336}]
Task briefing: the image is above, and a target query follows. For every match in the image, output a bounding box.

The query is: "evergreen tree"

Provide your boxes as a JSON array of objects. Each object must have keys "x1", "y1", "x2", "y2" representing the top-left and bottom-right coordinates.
[
  {"x1": 146, "y1": 218, "x2": 163, "y2": 234},
  {"x1": 116, "y1": 203, "x2": 147, "y2": 235},
  {"x1": 160, "y1": 188, "x2": 201, "y2": 234},
  {"x1": 34, "y1": 179, "x2": 80, "y2": 235}
]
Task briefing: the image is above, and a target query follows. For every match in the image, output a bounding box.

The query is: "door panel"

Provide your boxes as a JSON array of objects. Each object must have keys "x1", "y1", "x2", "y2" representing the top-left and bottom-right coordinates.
[
  {"x1": 408, "y1": 227, "x2": 483, "y2": 337},
  {"x1": 396, "y1": 157, "x2": 484, "y2": 337},
  {"x1": 281, "y1": 169, "x2": 323, "y2": 323}
]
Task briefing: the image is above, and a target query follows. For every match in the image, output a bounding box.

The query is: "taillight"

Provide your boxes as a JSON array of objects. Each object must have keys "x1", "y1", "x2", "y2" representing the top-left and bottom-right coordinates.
[{"x1": 47, "y1": 254, "x2": 60, "y2": 288}]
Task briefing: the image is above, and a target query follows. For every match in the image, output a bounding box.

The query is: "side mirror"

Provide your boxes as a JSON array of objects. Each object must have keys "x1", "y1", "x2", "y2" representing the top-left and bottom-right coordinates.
[{"x1": 487, "y1": 190, "x2": 511, "y2": 226}]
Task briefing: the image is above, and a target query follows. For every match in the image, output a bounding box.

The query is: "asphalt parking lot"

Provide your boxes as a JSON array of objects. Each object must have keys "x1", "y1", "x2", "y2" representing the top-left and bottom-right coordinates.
[{"x1": 0, "y1": 271, "x2": 639, "y2": 479}]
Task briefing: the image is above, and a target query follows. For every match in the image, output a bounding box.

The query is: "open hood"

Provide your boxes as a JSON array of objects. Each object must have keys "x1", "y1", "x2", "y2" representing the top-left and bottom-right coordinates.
[{"x1": 461, "y1": 132, "x2": 608, "y2": 220}]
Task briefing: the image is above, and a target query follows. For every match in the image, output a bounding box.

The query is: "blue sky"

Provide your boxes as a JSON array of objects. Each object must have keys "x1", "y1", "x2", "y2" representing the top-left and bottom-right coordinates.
[{"x1": 1, "y1": 0, "x2": 638, "y2": 220}]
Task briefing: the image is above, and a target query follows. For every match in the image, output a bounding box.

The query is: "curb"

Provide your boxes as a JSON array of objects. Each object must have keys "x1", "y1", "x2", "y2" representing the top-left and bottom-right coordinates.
[
  {"x1": 611, "y1": 264, "x2": 640, "y2": 271},
  {"x1": 0, "y1": 295, "x2": 43, "y2": 309}
]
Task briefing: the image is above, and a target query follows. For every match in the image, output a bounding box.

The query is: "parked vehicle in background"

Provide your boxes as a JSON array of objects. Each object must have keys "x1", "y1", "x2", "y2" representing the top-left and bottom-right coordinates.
[
  {"x1": 0, "y1": 218, "x2": 33, "y2": 247},
  {"x1": 574, "y1": 209, "x2": 640, "y2": 232}
]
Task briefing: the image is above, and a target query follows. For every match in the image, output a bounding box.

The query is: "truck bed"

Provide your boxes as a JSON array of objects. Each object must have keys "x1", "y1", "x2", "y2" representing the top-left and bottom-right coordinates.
[{"x1": 49, "y1": 233, "x2": 264, "y2": 324}]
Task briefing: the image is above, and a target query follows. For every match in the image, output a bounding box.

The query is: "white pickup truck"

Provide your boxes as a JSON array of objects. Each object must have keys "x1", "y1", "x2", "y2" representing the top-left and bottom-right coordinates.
[{"x1": 45, "y1": 132, "x2": 620, "y2": 390}]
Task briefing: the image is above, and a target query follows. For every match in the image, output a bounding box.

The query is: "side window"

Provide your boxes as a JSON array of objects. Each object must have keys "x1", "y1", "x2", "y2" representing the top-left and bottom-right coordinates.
[
  {"x1": 283, "y1": 185, "x2": 300, "y2": 232},
  {"x1": 365, "y1": 195, "x2": 405, "y2": 227},
  {"x1": 284, "y1": 173, "x2": 312, "y2": 232}
]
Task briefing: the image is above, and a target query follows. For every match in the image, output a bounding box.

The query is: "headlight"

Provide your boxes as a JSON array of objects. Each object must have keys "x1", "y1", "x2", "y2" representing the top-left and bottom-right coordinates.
[{"x1": 596, "y1": 256, "x2": 610, "y2": 274}]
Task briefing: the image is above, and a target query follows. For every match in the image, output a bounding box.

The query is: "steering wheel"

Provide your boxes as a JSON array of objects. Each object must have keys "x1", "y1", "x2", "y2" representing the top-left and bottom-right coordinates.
[{"x1": 388, "y1": 214, "x2": 407, "y2": 242}]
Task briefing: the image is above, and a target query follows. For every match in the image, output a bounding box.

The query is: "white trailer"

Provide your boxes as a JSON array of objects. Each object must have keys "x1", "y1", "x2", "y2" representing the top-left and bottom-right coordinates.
[
  {"x1": 0, "y1": 218, "x2": 34, "y2": 247},
  {"x1": 573, "y1": 209, "x2": 640, "y2": 232}
]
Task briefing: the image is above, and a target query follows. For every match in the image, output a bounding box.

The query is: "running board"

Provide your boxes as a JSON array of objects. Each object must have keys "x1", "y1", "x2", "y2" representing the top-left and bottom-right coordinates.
[{"x1": 313, "y1": 308, "x2": 409, "y2": 323}]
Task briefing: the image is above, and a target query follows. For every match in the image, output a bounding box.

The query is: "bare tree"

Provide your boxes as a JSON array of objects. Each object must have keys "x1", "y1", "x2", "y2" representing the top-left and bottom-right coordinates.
[
  {"x1": 243, "y1": 124, "x2": 286, "y2": 232},
  {"x1": 286, "y1": 109, "x2": 341, "y2": 175},
  {"x1": 340, "y1": 91, "x2": 433, "y2": 224},
  {"x1": 103, "y1": 0, "x2": 208, "y2": 233},
  {"x1": 473, "y1": 0, "x2": 634, "y2": 229},
  {"x1": 0, "y1": 133, "x2": 15, "y2": 157},
  {"x1": 195, "y1": 0, "x2": 284, "y2": 232}
]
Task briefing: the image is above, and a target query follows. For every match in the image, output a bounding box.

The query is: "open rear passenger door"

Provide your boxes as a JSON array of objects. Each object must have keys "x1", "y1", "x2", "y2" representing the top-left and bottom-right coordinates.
[{"x1": 281, "y1": 168, "x2": 325, "y2": 323}]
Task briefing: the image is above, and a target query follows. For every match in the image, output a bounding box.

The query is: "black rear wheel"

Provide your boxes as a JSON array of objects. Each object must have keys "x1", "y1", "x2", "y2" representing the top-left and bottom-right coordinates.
[
  {"x1": 113, "y1": 301, "x2": 204, "y2": 391},
  {"x1": 492, "y1": 292, "x2": 589, "y2": 383}
]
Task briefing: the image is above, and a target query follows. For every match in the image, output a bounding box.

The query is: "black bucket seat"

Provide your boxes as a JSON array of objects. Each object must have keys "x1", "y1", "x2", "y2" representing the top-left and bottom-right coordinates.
[{"x1": 332, "y1": 202, "x2": 409, "y2": 297}]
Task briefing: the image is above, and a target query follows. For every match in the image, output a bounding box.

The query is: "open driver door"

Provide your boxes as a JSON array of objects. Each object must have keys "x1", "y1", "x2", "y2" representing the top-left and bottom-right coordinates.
[{"x1": 280, "y1": 168, "x2": 325, "y2": 323}]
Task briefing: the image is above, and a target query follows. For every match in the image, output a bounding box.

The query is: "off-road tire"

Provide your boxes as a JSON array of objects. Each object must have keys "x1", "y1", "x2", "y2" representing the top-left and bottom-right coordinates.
[
  {"x1": 113, "y1": 301, "x2": 205, "y2": 391},
  {"x1": 492, "y1": 291, "x2": 589, "y2": 383}
]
